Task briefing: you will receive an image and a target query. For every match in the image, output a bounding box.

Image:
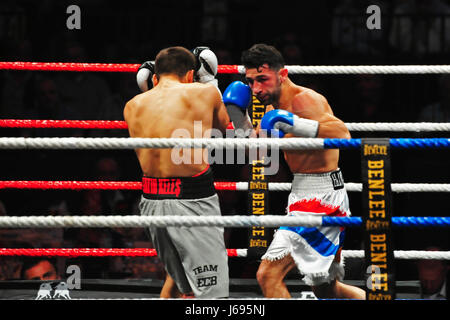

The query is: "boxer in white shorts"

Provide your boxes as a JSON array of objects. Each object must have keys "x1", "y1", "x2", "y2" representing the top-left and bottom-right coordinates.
[{"x1": 242, "y1": 43, "x2": 366, "y2": 299}]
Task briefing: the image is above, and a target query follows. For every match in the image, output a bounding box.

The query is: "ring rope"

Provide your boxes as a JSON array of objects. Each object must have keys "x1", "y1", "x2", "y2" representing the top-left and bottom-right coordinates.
[
  {"x1": 0, "y1": 215, "x2": 448, "y2": 228},
  {"x1": 0, "y1": 248, "x2": 448, "y2": 260},
  {"x1": 1, "y1": 119, "x2": 450, "y2": 132},
  {"x1": 0, "y1": 119, "x2": 128, "y2": 129},
  {"x1": 0, "y1": 137, "x2": 324, "y2": 150},
  {"x1": 345, "y1": 122, "x2": 450, "y2": 132},
  {"x1": 1, "y1": 180, "x2": 449, "y2": 193},
  {"x1": 0, "y1": 62, "x2": 140, "y2": 72},
  {"x1": 275, "y1": 65, "x2": 450, "y2": 74},
  {"x1": 341, "y1": 250, "x2": 450, "y2": 260},
  {"x1": 0, "y1": 137, "x2": 449, "y2": 150},
  {"x1": 2, "y1": 62, "x2": 450, "y2": 74}
]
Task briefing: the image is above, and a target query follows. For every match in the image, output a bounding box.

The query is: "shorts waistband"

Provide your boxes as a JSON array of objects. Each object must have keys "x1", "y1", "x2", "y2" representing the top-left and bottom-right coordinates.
[
  {"x1": 142, "y1": 167, "x2": 216, "y2": 200},
  {"x1": 291, "y1": 169, "x2": 345, "y2": 193}
]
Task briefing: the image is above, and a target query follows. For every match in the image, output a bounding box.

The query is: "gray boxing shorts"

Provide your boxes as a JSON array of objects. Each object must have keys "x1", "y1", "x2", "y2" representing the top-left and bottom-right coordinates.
[{"x1": 139, "y1": 167, "x2": 229, "y2": 298}]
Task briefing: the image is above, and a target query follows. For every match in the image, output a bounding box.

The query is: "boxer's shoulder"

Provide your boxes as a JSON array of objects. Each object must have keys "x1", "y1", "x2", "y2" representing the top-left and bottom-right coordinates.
[
  {"x1": 292, "y1": 87, "x2": 329, "y2": 115},
  {"x1": 185, "y1": 81, "x2": 218, "y2": 93},
  {"x1": 294, "y1": 87, "x2": 326, "y2": 105},
  {"x1": 181, "y1": 82, "x2": 221, "y2": 102}
]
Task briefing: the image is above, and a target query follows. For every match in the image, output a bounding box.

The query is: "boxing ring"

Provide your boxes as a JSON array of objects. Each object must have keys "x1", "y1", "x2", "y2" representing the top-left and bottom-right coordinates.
[{"x1": 0, "y1": 61, "x2": 449, "y2": 301}]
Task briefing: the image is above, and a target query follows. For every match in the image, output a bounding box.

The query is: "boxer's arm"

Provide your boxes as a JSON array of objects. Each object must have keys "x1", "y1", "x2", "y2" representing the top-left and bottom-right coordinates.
[
  {"x1": 315, "y1": 113, "x2": 351, "y2": 139},
  {"x1": 211, "y1": 88, "x2": 230, "y2": 134},
  {"x1": 291, "y1": 90, "x2": 350, "y2": 139}
]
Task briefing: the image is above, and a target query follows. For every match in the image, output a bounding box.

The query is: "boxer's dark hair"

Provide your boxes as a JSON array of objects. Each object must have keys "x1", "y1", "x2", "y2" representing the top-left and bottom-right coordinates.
[
  {"x1": 241, "y1": 43, "x2": 285, "y2": 71},
  {"x1": 155, "y1": 46, "x2": 196, "y2": 79}
]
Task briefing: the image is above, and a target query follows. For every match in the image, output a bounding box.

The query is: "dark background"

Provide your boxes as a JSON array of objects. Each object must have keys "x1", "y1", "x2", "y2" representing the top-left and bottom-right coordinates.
[{"x1": 0, "y1": 0, "x2": 449, "y2": 283}]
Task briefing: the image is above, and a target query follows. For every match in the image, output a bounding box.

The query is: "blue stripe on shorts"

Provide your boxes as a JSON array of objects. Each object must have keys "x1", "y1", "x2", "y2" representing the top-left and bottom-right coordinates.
[{"x1": 279, "y1": 226, "x2": 344, "y2": 257}]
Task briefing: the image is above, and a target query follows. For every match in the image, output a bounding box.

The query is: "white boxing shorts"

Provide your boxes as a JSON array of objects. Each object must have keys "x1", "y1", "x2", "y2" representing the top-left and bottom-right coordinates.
[{"x1": 261, "y1": 169, "x2": 349, "y2": 286}]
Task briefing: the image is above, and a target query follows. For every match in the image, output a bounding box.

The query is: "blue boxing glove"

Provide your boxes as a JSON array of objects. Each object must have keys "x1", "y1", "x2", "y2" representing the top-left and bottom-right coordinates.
[
  {"x1": 260, "y1": 109, "x2": 319, "y2": 138},
  {"x1": 136, "y1": 61, "x2": 155, "y2": 92},
  {"x1": 223, "y1": 81, "x2": 253, "y2": 137}
]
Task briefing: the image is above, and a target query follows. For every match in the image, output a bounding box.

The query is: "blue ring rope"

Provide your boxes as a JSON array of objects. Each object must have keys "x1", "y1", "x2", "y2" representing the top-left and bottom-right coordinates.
[
  {"x1": 321, "y1": 216, "x2": 450, "y2": 227},
  {"x1": 323, "y1": 138, "x2": 450, "y2": 149}
]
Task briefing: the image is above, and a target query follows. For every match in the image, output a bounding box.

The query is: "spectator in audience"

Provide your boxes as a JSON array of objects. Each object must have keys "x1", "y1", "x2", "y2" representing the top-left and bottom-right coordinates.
[
  {"x1": 354, "y1": 74, "x2": 389, "y2": 121},
  {"x1": 331, "y1": 0, "x2": 388, "y2": 58},
  {"x1": 94, "y1": 157, "x2": 126, "y2": 211},
  {"x1": 417, "y1": 247, "x2": 449, "y2": 300},
  {"x1": 389, "y1": 0, "x2": 450, "y2": 57},
  {"x1": 110, "y1": 59, "x2": 141, "y2": 126},
  {"x1": 21, "y1": 257, "x2": 60, "y2": 281},
  {"x1": 54, "y1": 40, "x2": 114, "y2": 123},
  {"x1": 201, "y1": 0, "x2": 228, "y2": 43},
  {"x1": 418, "y1": 74, "x2": 450, "y2": 122},
  {"x1": 108, "y1": 227, "x2": 165, "y2": 280}
]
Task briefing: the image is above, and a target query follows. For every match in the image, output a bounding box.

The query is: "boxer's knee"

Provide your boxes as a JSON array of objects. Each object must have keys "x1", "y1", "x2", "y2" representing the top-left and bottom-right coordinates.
[
  {"x1": 257, "y1": 256, "x2": 293, "y2": 289},
  {"x1": 256, "y1": 260, "x2": 273, "y2": 287}
]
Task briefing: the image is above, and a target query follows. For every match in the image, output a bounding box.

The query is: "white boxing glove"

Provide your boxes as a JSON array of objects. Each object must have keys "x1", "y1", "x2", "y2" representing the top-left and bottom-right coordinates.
[
  {"x1": 192, "y1": 46, "x2": 219, "y2": 89},
  {"x1": 136, "y1": 61, "x2": 155, "y2": 92}
]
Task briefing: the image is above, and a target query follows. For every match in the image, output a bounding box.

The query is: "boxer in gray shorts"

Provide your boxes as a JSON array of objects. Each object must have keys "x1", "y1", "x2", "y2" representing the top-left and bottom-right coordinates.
[
  {"x1": 124, "y1": 46, "x2": 235, "y2": 298},
  {"x1": 139, "y1": 167, "x2": 229, "y2": 298}
]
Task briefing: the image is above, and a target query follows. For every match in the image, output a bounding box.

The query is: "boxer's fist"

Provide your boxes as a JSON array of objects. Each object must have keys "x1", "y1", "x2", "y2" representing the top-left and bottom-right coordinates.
[
  {"x1": 223, "y1": 81, "x2": 253, "y2": 136},
  {"x1": 192, "y1": 46, "x2": 218, "y2": 85},
  {"x1": 261, "y1": 109, "x2": 319, "y2": 138},
  {"x1": 223, "y1": 81, "x2": 252, "y2": 111},
  {"x1": 136, "y1": 61, "x2": 155, "y2": 92}
]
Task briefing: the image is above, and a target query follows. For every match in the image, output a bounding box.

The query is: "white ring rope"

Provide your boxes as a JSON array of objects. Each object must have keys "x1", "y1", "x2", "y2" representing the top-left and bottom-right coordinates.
[
  {"x1": 233, "y1": 249, "x2": 450, "y2": 260},
  {"x1": 0, "y1": 137, "x2": 324, "y2": 150},
  {"x1": 345, "y1": 122, "x2": 450, "y2": 132},
  {"x1": 341, "y1": 250, "x2": 450, "y2": 260},
  {"x1": 237, "y1": 65, "x2": 450, "y2": 74},
  {"x1": 0, "y1": 215, "x2": 324, "y2": 228},
  {"x1": 237, "y1": 182, "x2": 450, "y2": 193}
]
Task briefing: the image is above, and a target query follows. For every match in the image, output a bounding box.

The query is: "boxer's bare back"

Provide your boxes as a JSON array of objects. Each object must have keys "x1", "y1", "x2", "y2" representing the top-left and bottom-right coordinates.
[{"x1": 124, "y1": 75, "x2": 229, "y2": 177}]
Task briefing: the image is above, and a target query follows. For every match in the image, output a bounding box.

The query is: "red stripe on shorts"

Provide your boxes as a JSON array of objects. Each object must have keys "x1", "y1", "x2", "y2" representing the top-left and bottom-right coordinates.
[{"x1": 288, "y1": 198, "x2": 348, "y2": 217}]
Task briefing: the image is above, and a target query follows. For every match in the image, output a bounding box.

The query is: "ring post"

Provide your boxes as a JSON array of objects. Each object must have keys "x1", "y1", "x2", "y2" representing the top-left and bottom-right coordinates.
[
  {"x1": 247, "y1": 96, "x2": 270, "y2": 259},
  {"x1": 361, "y1": 138, "x2": 396, "y2": 300}
]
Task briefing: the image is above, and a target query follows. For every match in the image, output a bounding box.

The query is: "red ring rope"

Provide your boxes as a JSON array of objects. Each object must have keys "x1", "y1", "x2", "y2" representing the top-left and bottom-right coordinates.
[
  {"x1": 0, "y1": 119, "x2": 237, "y2": 129},
  {"x1": 0, "y1": 248, "x2": 241, "y2": 257},
  {"x1": 0, "y1": 180, "x2": 238, "y2": 191},
  {"x1": 0, "y1": 119, "x2": 128, "y2": 129},
  {"x1": 0, "y1": 62, "x2": 240, "y2": 74}
]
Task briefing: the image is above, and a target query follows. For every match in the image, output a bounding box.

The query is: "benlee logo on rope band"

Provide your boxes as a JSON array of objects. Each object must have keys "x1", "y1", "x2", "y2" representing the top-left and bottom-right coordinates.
[
  {"x1": 364, "y1": 144, "x2": 388, "y2": 156},
  {"x1": 143, "y1": 177, "x2": 181, "y2": 197}
]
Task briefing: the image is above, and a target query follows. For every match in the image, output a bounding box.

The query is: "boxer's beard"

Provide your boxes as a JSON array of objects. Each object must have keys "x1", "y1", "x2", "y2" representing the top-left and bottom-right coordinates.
[{"x1": 258, "y1": 80, "x2": 282, "y2": 107}]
